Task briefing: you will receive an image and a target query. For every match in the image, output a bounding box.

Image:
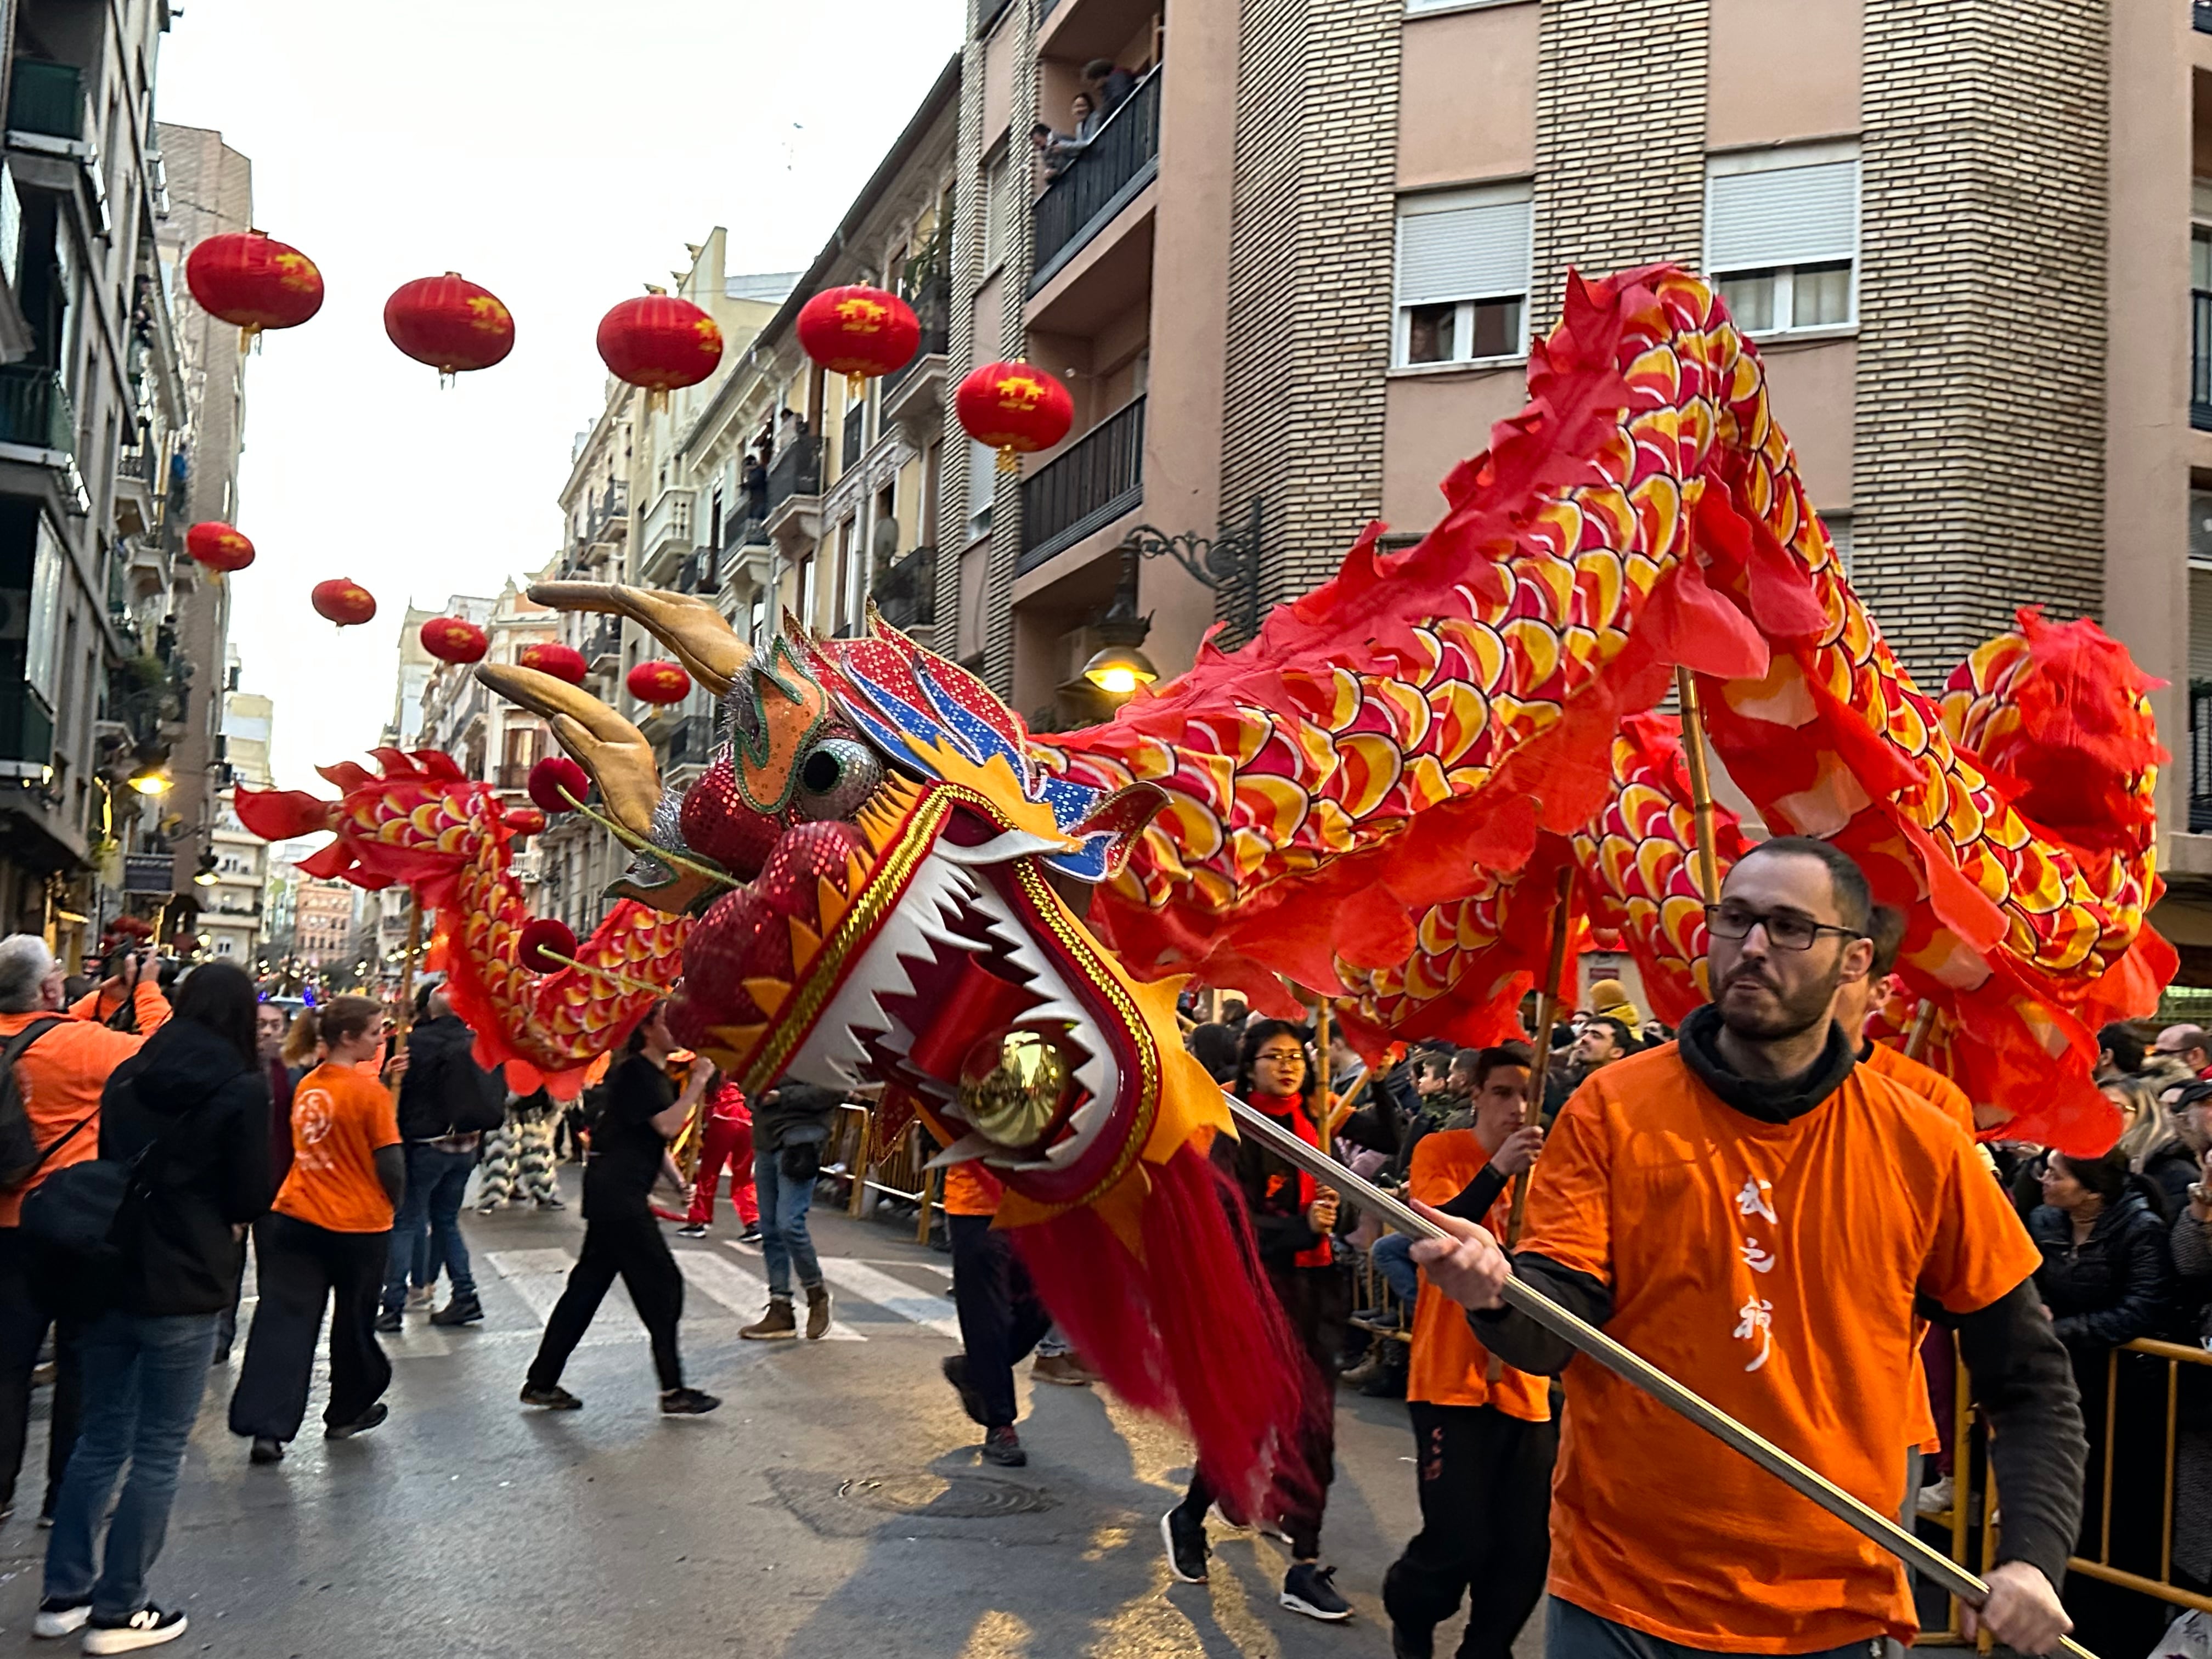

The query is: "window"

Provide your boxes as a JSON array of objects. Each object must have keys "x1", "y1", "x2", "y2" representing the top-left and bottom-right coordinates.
[
  {"x1": 966, "y1": 437, "x2": 997, "y2": 540},
  {"x1": 1393, "y1": 183, "x2": 1531, "y2": 368},
  {"x1": 25, "y1": 515, "x2": 61, "y2": 706},
  {"x1": 1705, "y1": 144, "x2": 1859, "y2": 337},
  {"x1": 983, "y1": 145, "x2": 1014, "y2": 276},
  {"x1": 1822, "y1": 513, "x2": 1852, "y2": 578}
]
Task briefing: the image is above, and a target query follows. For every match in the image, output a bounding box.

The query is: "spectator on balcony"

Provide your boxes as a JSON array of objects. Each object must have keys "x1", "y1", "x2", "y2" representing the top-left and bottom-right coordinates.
[
  {"x1": 1031, "y1": 121, "x2": 1076, "y2": 180},
  {"x1": 742, "y1": 451, "x2": 768, "y2": 523},
  {"x1": 1082, "y1": 58, "x2": 1137, "y2": 116},
  {"x1": 776, "y1": 408, "x2": 807, "y2": 456}
]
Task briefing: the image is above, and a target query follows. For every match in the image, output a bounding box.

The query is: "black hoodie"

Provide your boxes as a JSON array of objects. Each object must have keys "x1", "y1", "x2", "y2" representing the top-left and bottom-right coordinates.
[{"x1": 97, "y1": 1019, "x2": 273, "y2": 1316}]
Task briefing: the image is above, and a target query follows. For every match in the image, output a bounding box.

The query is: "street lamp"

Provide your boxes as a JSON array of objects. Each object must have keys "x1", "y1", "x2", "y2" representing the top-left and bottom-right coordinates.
[
  {"x1": 126, "y1": 760, "x2": 172, "y2": 796},
  {"x1": 1118, "y1": 495, "x2": 1265, "y2": 645}
]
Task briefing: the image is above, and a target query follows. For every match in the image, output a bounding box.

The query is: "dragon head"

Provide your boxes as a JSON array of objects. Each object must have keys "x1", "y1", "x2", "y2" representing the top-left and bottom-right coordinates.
[{"x1": 482, "y1": 585, "x2": 1214, "y2": 1229}]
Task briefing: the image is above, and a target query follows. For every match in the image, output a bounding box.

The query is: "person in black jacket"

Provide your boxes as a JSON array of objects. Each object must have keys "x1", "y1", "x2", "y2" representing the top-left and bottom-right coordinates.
[
  {"x1": 740, "y1": 1076, "x2": 841, "y2": 1341},
  {"x1": 1161, "y1": 1019, "x2": 1355, "y2": 1624},
  {"x1": 34, "y1": 962, "x2": 269, "y2": 1651},
  {"x1": 379, "y1": 984, "x2": 503, "y2": 1331}
]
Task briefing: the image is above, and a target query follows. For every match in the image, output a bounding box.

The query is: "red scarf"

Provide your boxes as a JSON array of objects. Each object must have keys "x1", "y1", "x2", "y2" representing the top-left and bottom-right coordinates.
[{"x1": 1247, "y1": 1090, "x2": 1332, "y2": 1268}]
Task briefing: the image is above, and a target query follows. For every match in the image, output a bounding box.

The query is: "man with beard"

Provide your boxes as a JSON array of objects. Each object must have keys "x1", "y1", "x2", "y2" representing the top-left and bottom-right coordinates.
[{"x1": 1410, "y1": 837, "x2": 2087, "y2": 1657}]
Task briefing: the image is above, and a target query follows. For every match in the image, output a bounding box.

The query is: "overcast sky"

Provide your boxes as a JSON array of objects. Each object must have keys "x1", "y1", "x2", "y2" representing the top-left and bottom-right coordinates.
[{"x1": 155, "y1": 0, "x2": 965, "y2": 790}]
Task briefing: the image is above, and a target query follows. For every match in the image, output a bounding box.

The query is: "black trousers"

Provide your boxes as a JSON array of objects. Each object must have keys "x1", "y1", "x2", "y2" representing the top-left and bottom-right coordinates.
[
  {"x1": 948, "y1": 1213, "x2": 1053, "y2": 1428},
  {"x1": 527, "y1": 1208, "x2": 685, "y2": 1391},
  {"x1": 0, "y1": 1228, "x2": 80, "y2": 1517},
  {"x1": 1383, "y1": 1401, "x2": 1559, "y2": 1658},
  {"x1": 227, "y1": 1214, "x2": 393, "y2": 1442}
]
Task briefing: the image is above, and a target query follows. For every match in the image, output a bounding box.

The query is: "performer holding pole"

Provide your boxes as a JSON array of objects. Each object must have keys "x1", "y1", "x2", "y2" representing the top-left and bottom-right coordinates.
[{"x1": 1408, "y1": 838, "x2": 2085, "y2": 1657}]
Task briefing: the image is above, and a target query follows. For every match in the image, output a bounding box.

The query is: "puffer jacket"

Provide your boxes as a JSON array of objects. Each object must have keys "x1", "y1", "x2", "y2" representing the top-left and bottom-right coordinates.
[{"x1": 2030, "y1": 1186, "x2": 2173, "y2": 1359}]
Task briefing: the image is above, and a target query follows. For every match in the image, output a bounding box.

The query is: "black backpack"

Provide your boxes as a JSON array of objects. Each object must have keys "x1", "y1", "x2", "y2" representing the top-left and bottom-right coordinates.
[
  {"x1": 21, "y1": 1080, "x2": 222, "y2": 1266},
  {"x1": 400, "y1": 1029, "x2": 506, "y2": 1138},
  {"x1": 0, "y1": 1018, "x2": 74, "y2": 1187}
]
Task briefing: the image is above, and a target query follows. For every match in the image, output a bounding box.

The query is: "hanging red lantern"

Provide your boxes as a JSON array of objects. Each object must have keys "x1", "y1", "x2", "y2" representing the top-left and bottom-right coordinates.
[
  {"x1": 517, "y1": 917, "x2": 578, "y2": 974},
  {"x1": 518, "y1": 641, "x2": 588, "y2": 685},
  {"x1": 955, "y1": 360, "x2": 1075, "y2": 474},
  {"x1": 528, "y1": 756, "x2": 591, "y2": 814},
  {"x1": 311, "y1": 578, "x2": 376, "y2": 628},
  {"x1": 183, "y1": 230, "x2": 324, "y2": 348},
  {"x1": 419, "y1": 616, "x2": 487, "y2": 664},
  {"x1": 184, "y1": 521, "x2": 254, "y2": 574},
  {"x1": 596, "y1": 292, "x2": 723, "y2": 397},
  {"x1": 626, "y1": 659, "x2": 692, "y2": 706},
  {"x1": 797, "y1": 284, "x2": 921, "y2": 397},
  {"x1": 384, "y1": 273, "x2": 516, "y2": 378}
]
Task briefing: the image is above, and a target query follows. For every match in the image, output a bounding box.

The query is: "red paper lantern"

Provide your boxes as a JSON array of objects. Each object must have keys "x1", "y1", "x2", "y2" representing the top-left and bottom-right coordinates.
[
  {"x1": 955, "y1": 360, "x2": 1075, "y2": 473},
  {"x1": 626, "y1": 659, "x2": 692, "y2": 706},
  {"x1": 419, "y1": 616, "x2": 488, "y2": 664},
  {"x1": 384, "y1": 273, "x2": 515, "y2": 377},
  {"x1": 183, "y1": 230, "x2": 324, "y2": 345},
  {"x1": 502, "y1": 806, "x2": 548, "y2": 838},
  {"x1": 517, "y1": 917, "x2": 578, "y2": 974},
  {"x1": 311, "y1": 578, "x2": 376, "y2": 628},
  {"x1": 597, "y1": 294, "x2": 723, "y2": 393},
  {"x1": 518, "y1": 642, "x2": 588, "y2": 685},
  {"x1": 528, "y1": 756, "x2": 591, "y2": 814},
  {"x1": 797, "y1": 285, "x2": 921, "y2": 396},
  {"x1": 184, "y1": 521, "x2": 255, "y2": 574}
]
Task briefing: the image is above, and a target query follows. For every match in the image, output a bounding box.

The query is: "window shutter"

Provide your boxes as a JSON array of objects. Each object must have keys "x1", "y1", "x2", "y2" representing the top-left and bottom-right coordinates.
[
  {"x1": 1706, "y1": 159, "x2": 1858, "y2": 273},
  {"x1": 1397, "y1": 196, "x2": 1531, "y2": 307}
]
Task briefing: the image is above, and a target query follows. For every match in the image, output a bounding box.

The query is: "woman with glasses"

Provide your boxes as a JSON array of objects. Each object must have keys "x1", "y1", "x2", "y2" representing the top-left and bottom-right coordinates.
[{"x1": 1160, "y1": 1018, "x2": 1355, "y2": 1624}]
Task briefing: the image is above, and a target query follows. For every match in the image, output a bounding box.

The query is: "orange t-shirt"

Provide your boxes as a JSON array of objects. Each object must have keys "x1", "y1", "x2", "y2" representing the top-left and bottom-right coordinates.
[
  {"x1": 1862, "y1": 1041, "x2": 1975, "y2": 1136},
  {"x1": 0, "y1": 983, "x2": 169, "y2": 1227},
  {"x1": 941, "y1": 1161, "x2": 1003, "y2": 1218},
  {"x1": 1406, "y1": 1129, "x2": 1549, "y2": 1422},
  {"x1": 1519, "y1": 1043, "x2": 2040, "y2": 1653},
  {"x1": 276, "y1": 1063, "x2": 401, "y2": 1233}
]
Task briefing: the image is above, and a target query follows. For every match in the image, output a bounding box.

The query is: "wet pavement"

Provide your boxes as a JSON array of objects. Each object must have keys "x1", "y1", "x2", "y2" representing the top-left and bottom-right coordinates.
[{"x1": 0, "y1": 1173, "x2": 1543, "y2": 1658}]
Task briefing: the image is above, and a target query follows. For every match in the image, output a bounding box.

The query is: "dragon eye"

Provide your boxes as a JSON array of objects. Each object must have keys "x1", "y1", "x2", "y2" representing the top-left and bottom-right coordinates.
[{"x1": 793, "y1": 737, "x2": 884, "y2": 820}]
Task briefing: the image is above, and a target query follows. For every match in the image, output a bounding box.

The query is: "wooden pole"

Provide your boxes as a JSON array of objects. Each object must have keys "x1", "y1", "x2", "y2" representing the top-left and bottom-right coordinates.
[
  {"x1": 1314, "y1": 998, "x2": 1334, "y2": 1130},
  {"x1": 1675, "y1": 665, "x2": 1722, "y2": 907},
  {"x1": 1506, "y1": 864, "x2": 1578, "y2": 1244},
  {"x1": 387, "y1": 898, "x2": 424, "y2": 1098},
  {"x1": 1903, "y1": 998, "x2": 1938, "y2": 1062}
]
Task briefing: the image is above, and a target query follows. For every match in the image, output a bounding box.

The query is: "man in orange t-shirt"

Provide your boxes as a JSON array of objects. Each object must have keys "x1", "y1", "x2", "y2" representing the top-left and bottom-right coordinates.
[
  {"x1": 1412, "y1": 838, "x2": 2086, "y2": 1657},
  {"x1": 938, "y1": 1158, "x2": 1052, "y2": 1470},
  {"x1": 1383, "y1": 1041, "x2": 1555, "y2": 1659}
]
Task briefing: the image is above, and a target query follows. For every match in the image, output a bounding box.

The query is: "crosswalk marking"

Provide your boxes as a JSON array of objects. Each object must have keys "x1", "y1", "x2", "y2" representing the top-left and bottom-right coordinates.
[
  {"x1": 484, "y1": 1248, "x2": 613, "y2": 1326},
  {"x1": 810, "y1": 1256, "x2": 963, "y2": 1342},
  {"x1": 681, "y1": 1248, "x2": 866, "y2": 1340}
]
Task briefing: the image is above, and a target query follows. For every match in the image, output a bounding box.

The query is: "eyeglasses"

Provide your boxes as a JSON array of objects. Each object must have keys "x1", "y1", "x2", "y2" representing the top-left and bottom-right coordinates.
[
  {"x1": 1255, "y1": 1049, "x2": 1305, "y2": 1064},
  {"x1": 1703, "y1": 902, "x2": 1866, "y2": 953}
]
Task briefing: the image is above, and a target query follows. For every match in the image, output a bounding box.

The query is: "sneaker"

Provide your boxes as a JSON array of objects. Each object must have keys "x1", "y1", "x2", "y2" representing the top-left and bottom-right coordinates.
[
  {"x1": 1915, "y1": 1474, "x2": 1955, "y2": 1518},
  {"x1": 1161, "y1": 1505, "x2": 1209, "y2": 1584},
  {"x1": 428, "y1": 1293, "x2": 484, "y2": 1328},
  {"x1": 1339, "y1": 1349, "x2": 1387, "y2": 1389},
  {"x1": 36, "y1": 1508, "x2": 53, "y2": 1528},
  {"x1": 941, "y1": 1355, "x2": 989, "y2": 1425},
  {"x1": 373, "y1": 1308, "x2": 403, "y2": 1333},
  {"x1": 741, "y1": 1297, "x2": 797, "y2": 1341},
  {"x1": 1281, "y1": 1562, "x2": 1353, "y2": 1622},
  {"x1": 659, "y1": 1387, "x2": 721, "y2": 1416},
  {"x1": 248, "y1": 1437, "x2": 284, "y2": 1465},
  {"x1": 1032, "y1": 1353, "x2": 1092, "y2": 1387},
  {"x1": 475, "y1": 1203, "x2": 500, "y2": 1216},
  {"x1": 81, "y1": 1605, "x2": 187, "y2": 1653},
  {"x1": 324, "y1": 1401, "x2": 389, "y2": 1440},
  {"x1": 535, "y1": 1196, "x2": 566, "y2": 1210},
  {"x1": 32, "y1": 1596, "x2": 90, "y2": 1637},
  {"x1": 981, "y1": 1425, "x2": 1026, "y2": 1467},
  {"x1": 736, "y1": 1226, "x2": 761, "y2": 1244},
  {"x1": 676, "y1": 1222, "x2": 709, "y2": 1238},
  {"x1": 405, "y1": 1285, "x2": 434, "y2": 1311},
  {"x1": 520, "y1": 1383, "x2": 582, "y2": 1410},
  {"x1": 804, "y1": 1284, "x2": 832, "y2": 1340}
]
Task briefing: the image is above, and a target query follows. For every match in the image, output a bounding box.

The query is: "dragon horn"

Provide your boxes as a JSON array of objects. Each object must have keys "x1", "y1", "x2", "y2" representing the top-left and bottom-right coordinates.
[
  {"x1": 526, "y1": 582, "x2": 751, "y2": 697},
  {"x1": 473, "y1": 663, "x2": 664, "y2": 841}
]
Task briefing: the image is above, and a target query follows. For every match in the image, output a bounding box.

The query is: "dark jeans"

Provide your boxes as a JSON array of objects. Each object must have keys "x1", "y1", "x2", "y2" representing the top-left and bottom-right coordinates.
[
  {"x1": 1371, "y1": 1232, "x2": 1420, "y2": 1305},
  {"x1": 43, "y1": 1310, "x2": 218, "y2": 1619},
  {"x1": 227, "y1": 1214, "x2": 392, "y2": 1442},
  {"x1": 754, "y1": 1147, "x2": 821, "y2": 1298},
  {"x1": 1384, "y1": 1401, "x2": 1558, "y2": 1657},
  {"x1": 0, "y1": 1227, "x2": 80, "y2": 1518},
  {"x1": 382, "y1": 1142, "x2": 477, "y2": 1312},
  {"x1": 948, "y1": 1213, "x2": 1052, "y2": 1429},
  {"x1": 1545, "y1": 1597, "x2": 1887, "y2": 1658},
  {"x1": 527, "y1": 1209, "x2": 685, "y2": 1392}
]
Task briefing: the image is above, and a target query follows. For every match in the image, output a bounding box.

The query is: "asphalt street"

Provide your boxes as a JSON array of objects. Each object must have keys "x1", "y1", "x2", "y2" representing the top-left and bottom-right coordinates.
[{"x1": 0, "y1": 1172, "x2": 1545, "y2": 1659}]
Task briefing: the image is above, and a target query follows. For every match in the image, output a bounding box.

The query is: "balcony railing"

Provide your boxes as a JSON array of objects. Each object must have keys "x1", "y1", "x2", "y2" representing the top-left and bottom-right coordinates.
[
  {"x1": 6, "y1": 60, "x2": 82, "y2": 140},
  {"x1": 579, "y1": 618, "x2": 620, "y2": 667},
  {"x1": 677, "y1": 549, "x2": 722, "y2": 595},
  {"x1": 0, "y1": 680, "x2": 53, "y2": 772},
  {"x1": 2194, "y1": 291, "x2": 2212, "y2": 432},
  {"x1": 495, "y1": 763, "x2": 533, "y2": 791},
  {"x1": 1019, "y1": 395, "x2": 1145, "y2": 571},
  {"x1": 976, "y1": 0, "x2": 1015, "y2": 34},
  {"x1": 2196, "y1": 685, "x2": 2212, "y2": 833},
  {"x1": 843, "y1": 398, "x2": 866, "y2": 472},
  {"x1": 883, "y1": 275, "x2": 950, "y2": 403},
  {"x1": 871, "y1": 545, "x2": 937, "y2": 631},
  {"x1": 730, "y1": 513, "x2": 769, "y2": 549},
  {"x1": 117, "y1": 447, "x2": 148, "y2": 481},
  {"x1": 2197, "y1": 0, "x2": 2212, "y2": 33},
  {"x1": 0, "y1": 365, "x2": 72, "y2": 453},
  {"x1": 587, "y1": 480, "x2": 630, "y2": 543},
  {"x1": 665, "y1": 714, "x2": 716, "y2": 769},
  {"x1": 1031, "y1": 67, "x2": 1161, "y2": 291},
  {"x1": 767, "y1": 434, "x2": 823, "y2": 513}
]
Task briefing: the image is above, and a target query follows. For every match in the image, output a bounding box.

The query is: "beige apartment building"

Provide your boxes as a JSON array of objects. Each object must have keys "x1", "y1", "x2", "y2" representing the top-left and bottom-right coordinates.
[{"x1": 939, "y1": 0, "x2": 2210, "y2": 1003}]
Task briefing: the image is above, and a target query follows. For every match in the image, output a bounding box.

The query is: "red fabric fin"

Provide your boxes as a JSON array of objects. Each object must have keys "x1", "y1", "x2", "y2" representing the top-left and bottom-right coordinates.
[
  {"x1": 317, "y1": 761, "x2": 375, "y2": 793},
  {"x1": 233, "y1": 787, "x2": 335, "y2": 843},
  {"x1": 296, "y1": 842, "x2": 354, "y2": 881}
]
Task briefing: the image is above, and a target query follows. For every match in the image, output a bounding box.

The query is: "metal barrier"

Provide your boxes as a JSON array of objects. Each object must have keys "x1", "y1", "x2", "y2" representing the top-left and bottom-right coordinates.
[{"x1": 825, "y1": 1103, "x2": 943, "y2": 1245}]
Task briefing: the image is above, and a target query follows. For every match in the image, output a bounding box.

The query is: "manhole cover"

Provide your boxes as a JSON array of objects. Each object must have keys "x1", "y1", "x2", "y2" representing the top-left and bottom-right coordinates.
[{"x1": 837, "y1": 1472, "x2": 1058, "y2": 1519}]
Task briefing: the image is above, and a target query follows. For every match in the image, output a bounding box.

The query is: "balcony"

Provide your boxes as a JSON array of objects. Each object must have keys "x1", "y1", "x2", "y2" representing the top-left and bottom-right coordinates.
[
  {"x1": 871, "y1": 544, "x2": 937, "y2": 632},
  {"x1": 843, "y1": 397, "x2": 866, "y2": 475},
  {"x1": 883, "y1": 276, "x2": 950, "y2": 439},
  {"x1": 1019, "y1": 395, "x2": 1145, "y2": 572},
  {"x1": 638, "y1": 486, "x2": 696, "y2": 586},
  {"x1": 765, "y1": 434, "x2": 824, "y2": 555},
  {"x1": 0, "y1": 365, "x2": 73, "y2": 455},
  {"x1": 588, "y1": 480, "x2": 630, "y2": 545},
  {"x1": 2197, "y1": 684, "x2": 2212, "y2": 833},
  {"x1": 114, "y1": 447, "x2": 155, "y2": 535},
  {"x1": 496, "y1": 762, "x2": 534, "y2": 792},
  {"x1": 2195, "y1": 291, "x2": 2212, "y2": 432},
  {"x1": 5, "y1": 60, "x2": 82, "y2": 141},
  {"x1": 580, "y1": 617, "x2": 621, "y2": 676},
  {"x1": 1031, "y1": 67, "x2": 1160, "y2": 294},
  {"x1": 676, "y1": 548, "x2": 723, "y2": 595},
  {"x1": 664, "y1": 714, "x2": 717, "y2": 771}
]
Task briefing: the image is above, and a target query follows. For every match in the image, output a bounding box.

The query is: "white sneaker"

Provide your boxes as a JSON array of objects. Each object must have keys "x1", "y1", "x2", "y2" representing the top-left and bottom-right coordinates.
[
  {"x1": 1914, "y1": 1474, "x2": 1955, "y2": 1517},
  {"x1": 32, "y1": 1599, "x2": 89, "y2": 1638},
  {"x1": 81, "y1": 1605, "x2": 187, "y2": 1653}
]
